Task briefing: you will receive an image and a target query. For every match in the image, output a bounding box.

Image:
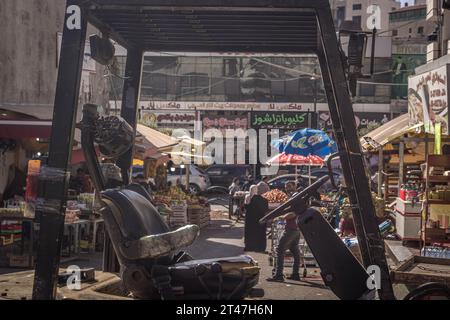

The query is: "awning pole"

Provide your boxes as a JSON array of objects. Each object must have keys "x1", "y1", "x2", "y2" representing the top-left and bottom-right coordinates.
[
  {"x1": 378, "y1": 147, "x2": 383, "y2": 197},
  {"x1": 398, "y1": 140, "x2": 405, "y2": 196}
]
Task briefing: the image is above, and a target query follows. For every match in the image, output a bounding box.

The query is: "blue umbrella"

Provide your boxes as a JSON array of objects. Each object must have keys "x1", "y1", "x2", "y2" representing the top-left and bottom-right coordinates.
[{"x1": 271, "y1": 128, "x2": 337, "y2": 158}]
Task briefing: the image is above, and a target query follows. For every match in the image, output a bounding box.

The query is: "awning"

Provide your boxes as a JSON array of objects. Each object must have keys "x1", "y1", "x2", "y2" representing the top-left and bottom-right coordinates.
[
  {"x1": 360, "y1": 114, "x2": 421, "y2": 151},
  {"x1": 0, "y1": 120, "x2": 52, "y2": 139},
  {"x1": 135, "y1": 124, "x2": 179, "y2": 160}
]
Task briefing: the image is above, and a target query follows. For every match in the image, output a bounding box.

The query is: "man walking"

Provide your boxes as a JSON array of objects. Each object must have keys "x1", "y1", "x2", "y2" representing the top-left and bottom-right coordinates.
[{"x1": 268, "y1": 181, "x2": 301, "y2": 282}]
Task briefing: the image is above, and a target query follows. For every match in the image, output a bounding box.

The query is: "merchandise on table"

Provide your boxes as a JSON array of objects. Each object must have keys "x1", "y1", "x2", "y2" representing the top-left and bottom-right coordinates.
[
  {"x1": 262, "y1": 189, "x2": 288, "y2": 204},
  {"x1": 421, "y1": 246, "x2": 450, "y2": 259}
]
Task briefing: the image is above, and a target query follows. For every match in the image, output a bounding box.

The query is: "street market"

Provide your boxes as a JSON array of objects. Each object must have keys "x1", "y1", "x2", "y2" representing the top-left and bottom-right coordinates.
[{"x1": 1, "y1": 0, "x2": 450, "y2": 305}]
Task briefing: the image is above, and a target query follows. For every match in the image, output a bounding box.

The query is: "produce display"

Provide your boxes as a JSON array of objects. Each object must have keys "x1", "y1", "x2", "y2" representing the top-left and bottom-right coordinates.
[{"x1": 262, "y1": 189, "x2": 289, "y2": 204}]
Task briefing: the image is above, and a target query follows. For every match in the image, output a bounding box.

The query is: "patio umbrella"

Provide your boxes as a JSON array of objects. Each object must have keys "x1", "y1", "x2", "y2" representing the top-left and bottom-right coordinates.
[
  {"x1": 272, "y1": 128, "x2": 337, "y2": 158},
  {"x1": 270, "y1": 128, "x2": 337, "y2": 184},
  {"x1": 266, "y1": 153, "x2": 325, "y2": 166}
]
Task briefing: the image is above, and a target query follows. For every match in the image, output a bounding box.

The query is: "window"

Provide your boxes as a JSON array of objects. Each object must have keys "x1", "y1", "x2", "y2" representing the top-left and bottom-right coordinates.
[
  {"x1": 336, "y1": 6, "x2": 346, "y2": 28},
  {"x1": 352, "y1": 15, "x2": 362, "y2": 27},
  {"x1": 418, "y1": 26, "x2": 424, "y2": 34},
  {"x1": 392, "y1": 29, "x2": 398, "y2": 36},
  {"x1": 409, "y1": 28, "x2": 412, "y2": 33},
  {"x1": 352, "y1": 4, "x2": 362, "y2": 10}
]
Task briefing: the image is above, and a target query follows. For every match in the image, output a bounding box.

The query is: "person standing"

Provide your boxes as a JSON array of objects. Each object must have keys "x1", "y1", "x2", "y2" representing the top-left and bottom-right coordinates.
[
  {"x1": 268, "y1": 203, "x2": 302, "y2": 282},
  {"x1": 244, "y1": 184, "x2": 268, "y2": 252},
  {"x1": 229, "y1": 177, "x2": 241, "y2": 196}
]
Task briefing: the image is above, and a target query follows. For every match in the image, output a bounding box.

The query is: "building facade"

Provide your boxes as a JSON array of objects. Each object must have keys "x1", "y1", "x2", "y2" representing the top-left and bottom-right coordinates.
[
  {"x1": 389, "y1": 4, "x2": 433, "y2": 99},
  {"x1": 0, "y1": 0, "x2": 109, "y2": 121}
]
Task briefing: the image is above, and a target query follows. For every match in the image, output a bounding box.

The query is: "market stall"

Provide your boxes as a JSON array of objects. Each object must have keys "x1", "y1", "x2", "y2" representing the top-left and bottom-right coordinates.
[{"x1": 153, "y1": 185, "x2": 211, "y2": 230}]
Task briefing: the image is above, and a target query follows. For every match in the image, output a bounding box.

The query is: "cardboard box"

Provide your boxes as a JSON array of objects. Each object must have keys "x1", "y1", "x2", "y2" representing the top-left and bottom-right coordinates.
[
  {"x1": 395, "y1": 210, "x2": 421, "y2": 240},
  {"x1": 424, "y1": 228, "x2": 447, "y2": 241},
  {"x1": 396, "y1": 197, "x2": 423, "y2": 214}
]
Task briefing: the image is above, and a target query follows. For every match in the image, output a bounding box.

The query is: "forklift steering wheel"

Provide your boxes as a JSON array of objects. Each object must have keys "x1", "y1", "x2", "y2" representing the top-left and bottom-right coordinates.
[{"x1": 259, "y1": 175, "x2": 329, "y2": 224}]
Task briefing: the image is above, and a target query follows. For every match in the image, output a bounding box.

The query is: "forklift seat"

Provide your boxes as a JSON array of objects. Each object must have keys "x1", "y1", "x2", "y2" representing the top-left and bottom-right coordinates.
[
  {"x1": 99, "y1": 186, "x2": 259, "y2": 299},
  {"x1": 101, "y1": 188, "x2": 199, "y2": 260}
]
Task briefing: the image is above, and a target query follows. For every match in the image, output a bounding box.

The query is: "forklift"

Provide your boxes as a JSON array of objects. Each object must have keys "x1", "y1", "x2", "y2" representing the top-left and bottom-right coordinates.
[{"x1": 23, "y1": 0, "x2": 449, "y2": 300}]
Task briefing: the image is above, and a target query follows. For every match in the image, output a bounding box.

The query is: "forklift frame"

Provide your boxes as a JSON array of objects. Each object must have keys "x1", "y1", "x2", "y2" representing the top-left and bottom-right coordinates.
[{"x1": 32, "y1": 0, "x2": 395, "y2": 300}]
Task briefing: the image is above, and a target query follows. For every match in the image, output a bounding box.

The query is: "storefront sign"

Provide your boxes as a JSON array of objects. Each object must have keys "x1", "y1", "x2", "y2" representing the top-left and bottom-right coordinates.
[
  {"x1": 140, "y1": 110, "x2": 196, "y2": 128},
  {"x1": 392, "y1": 43, "x2": 427, "y2": 55},
  {"x1": 319, "y1": 111, "x2": 391, "y2": 136},
  {"x1": 139, "y1": 100, "x2": 326, "y2": 111},
  {"x1": 408, "y1": 64, "x2": 449, "y2": 134},
  {"x1": 201, "y1": 115, "x2": 248, "y2": 130},
  {"x1": 251, "y1": 111, "x2": 311, "y2": 129}
]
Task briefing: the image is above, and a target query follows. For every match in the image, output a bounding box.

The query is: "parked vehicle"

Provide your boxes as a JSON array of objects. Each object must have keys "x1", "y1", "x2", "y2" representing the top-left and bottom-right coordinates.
[
  {"x1": 205, "y1": 165, "x2": 252, "y2": 187},
  {"x1": 268, "y1": 170, "x2": 342, "y2": 193},
  {"x1": 131, "y1": 165, "x2": 144, "y2": 178},
  {"x1": 167, "y1": 165, "x2": 211, "y2": 194}
]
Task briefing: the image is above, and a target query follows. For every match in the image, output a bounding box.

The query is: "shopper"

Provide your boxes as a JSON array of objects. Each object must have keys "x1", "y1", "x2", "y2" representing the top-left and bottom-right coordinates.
[
  {"x1": 257, "y1": 177, "x2": 270, "y2": 196},
  {"x1": 244, "y1": 184, "x2": 268, "y2": 252},
  {"x1": 268, "y1": 210, "x2": 301, "y2": 282},
  {"x1": 242, "y1": 174, "x2": 254, "y2": 191},
  {"x1": 229, "y1": 177, "x2": 241, "y2": 196}
]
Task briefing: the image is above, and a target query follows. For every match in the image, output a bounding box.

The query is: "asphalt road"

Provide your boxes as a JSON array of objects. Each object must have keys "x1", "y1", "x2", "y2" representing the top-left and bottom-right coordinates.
[{"x1": 187, "y1": 212, "x2": 338, "y2": 300}]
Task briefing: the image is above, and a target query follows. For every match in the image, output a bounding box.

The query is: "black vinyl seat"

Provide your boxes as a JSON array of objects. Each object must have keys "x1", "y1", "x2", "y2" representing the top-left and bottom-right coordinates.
[{"x1": 100, "y1": 185, "x2": 259, "y2": 299}]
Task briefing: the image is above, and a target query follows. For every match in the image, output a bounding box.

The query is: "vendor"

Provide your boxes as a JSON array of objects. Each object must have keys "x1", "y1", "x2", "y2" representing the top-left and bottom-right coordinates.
[
  {"x1": 71, "y1": 168, "x2": 94, "y2": 194},
  {"x1": 2, "y1": 165, "x2": 26, "y2": 202}
]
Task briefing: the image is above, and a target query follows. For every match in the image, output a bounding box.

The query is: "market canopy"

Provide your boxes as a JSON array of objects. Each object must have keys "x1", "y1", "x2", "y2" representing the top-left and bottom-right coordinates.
[
  {"x1": 80, "y1": 0, "x2": 325, "y2": 54},
  {"x1": 360, "y1": 114, "x2": 421, "y2": 152},
  {"x1": 136, "y1": 124, "x2": 178, "y2": 150}
]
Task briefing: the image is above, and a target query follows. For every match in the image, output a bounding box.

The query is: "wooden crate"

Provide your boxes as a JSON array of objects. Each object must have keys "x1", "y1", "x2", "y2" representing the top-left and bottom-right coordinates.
[{"x1": 392, "y1": 255, "x2": 450, "y2": 286}]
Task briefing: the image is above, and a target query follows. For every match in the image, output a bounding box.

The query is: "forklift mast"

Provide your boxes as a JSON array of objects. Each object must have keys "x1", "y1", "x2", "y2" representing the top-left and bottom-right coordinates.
[{"x1": 32, "y1": 0, "x2": 395, "y2": 300}]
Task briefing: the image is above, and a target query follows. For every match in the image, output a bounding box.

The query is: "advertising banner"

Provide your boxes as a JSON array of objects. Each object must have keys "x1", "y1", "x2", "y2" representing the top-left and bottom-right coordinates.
[{"x1": 408, "y1": 64, "x2": 449, "y2": 135}]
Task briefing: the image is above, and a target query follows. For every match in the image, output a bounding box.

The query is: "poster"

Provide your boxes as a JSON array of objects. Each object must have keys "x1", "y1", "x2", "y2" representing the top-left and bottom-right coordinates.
[
  {"x1": 408, "y1": 64, "x2": 449, "y2": 135},
  {"x1": 318, "y1": 111, "x2": 391, "y2": 136}
]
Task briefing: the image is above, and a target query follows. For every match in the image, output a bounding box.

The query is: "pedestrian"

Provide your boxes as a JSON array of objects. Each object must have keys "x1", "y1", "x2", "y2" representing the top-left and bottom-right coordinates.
[
  {"x1": 242, "y1": 174, "x2": 254, "y2": 191},
  {"x1": 257, "y1": 181, "x2": 270, "y2": 195},
  {"x1": 229, "y1": 177, "x2": 241, "y2": 196},
  {"x1": 267, "y1": 209, "x2": 302, "y2": 282},
  {"x1": 244, "y1": 184, "x2": 268, "y2": 252},
  {"x1": 285, "y1": 181, "x2": 296, "y2": 197}
]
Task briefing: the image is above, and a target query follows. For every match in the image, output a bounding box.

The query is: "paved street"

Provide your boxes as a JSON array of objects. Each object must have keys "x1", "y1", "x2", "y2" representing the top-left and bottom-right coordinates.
[{"x1": 187, "y1": 211, "x2": 337, "y2": 300}]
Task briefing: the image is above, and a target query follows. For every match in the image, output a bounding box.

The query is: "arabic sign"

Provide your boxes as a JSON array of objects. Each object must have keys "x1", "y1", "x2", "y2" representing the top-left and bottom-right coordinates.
[
  {"x1": 201, "y1": 116, "x2": 248, "y2": 130},
  {"x1": 408, "y1": 64, "x2": 449, "y2": 134},
  {"x1": 140, "y1": 110, "x2": 196, "y2": 128},
  {"x1": 251, "y1": 111, "x2": 312, "y2": 129},
  {"x1": 138, "y1": 100, "x2": 326, "y2": 111},
  {"x1": 319, "y1": 111, "x2": 391, "y2": 136}
]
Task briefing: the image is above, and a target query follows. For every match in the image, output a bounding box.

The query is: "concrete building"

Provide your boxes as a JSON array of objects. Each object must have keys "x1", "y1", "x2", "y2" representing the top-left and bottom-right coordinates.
[
  {"x1": 0, "y1": 0, "x2": 109, "y2": 202},
  {"x1": 0, "y1": 0, "x2": 109, "y2": 121},
  {"x1": 331, "y1": 0, "x2": 401, "y2": 32},
  {"x1": 389, "y1": 4, "x2": 434, "y2": 99}
]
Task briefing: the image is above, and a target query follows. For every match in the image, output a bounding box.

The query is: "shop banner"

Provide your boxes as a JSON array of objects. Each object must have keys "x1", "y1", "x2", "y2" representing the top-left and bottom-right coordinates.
[
  {"x1": 408, "y1": 64, "x2": 449, "y2": 135},
  {"x1": 250, "y1": 111, "x2": 312, "y2": 130},
  {"x1": 318, "y1": 111, "x2": 391, "y2": 136},
  {"x1": 140, "y1": 110, "x2": 196, "y2": 129},
  {"x1": 138, "y1": 100, "x2": 326, "y2": 111},
  {"x1": 201, "y1": 114, "x2": 248, "y2": 131}
]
